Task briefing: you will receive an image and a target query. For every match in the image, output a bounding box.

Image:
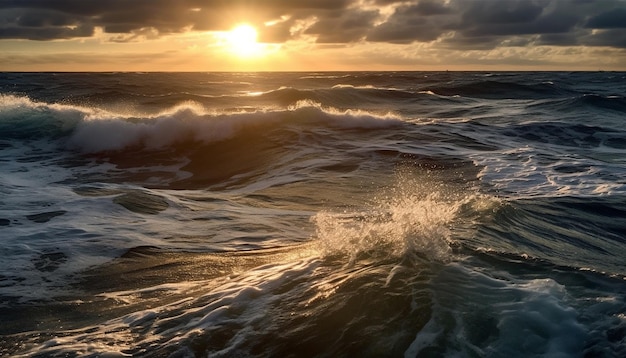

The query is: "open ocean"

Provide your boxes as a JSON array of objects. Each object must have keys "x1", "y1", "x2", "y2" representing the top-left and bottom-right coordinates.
[{"x1": 0, "y1": 71, "x2": 625, "y2": 357}]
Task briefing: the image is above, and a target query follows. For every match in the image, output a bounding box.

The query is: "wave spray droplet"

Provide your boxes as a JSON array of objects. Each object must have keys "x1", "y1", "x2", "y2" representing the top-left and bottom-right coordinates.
[{"x1": 312, "y1": 171, "x2": 470, "y2": 263}]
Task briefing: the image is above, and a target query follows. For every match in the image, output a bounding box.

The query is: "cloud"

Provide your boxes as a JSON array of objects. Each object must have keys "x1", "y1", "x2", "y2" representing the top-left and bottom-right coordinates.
[
  {"x1": 366, "y1": 2, "x2": 455, "y2": 43},
  {"x1": 0, "y1": 0, "x2": 358, "y2": 41},
  {"x1": 585, "y1": 7, "x2": 626, "y2": 28},
  {"x1": 455, "y1": 1, "x2": 577, "y2": 37},
  {"x1": 0, "y1": 0, "x2": 626, "y2": 51},
  {"x1": 305, "y1": 9, "x2": 379, "y2": 43},
  {"x1": 366, "y1": 0, "x2": 626, "y2": 50},
  {"x1": 583, "y1": 29, "x2": 626, "y2": 48}
]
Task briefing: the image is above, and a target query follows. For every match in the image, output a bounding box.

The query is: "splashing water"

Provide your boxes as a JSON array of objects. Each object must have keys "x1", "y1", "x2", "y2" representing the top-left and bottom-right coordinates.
[{"x1": 312, "y1": 172, "x2": 476, "y2": 262}]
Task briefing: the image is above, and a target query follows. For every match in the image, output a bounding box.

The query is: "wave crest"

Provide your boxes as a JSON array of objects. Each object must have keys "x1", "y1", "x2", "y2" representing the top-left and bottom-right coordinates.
[
  {"x1": 69, "y1": 100, "x2": 402, "y2": 153},
  {"x1": 0, "y1": 94, "x2": 403, "y2": 153}
]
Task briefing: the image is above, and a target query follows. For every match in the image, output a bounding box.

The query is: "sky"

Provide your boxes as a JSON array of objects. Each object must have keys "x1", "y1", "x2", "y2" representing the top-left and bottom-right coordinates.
[{"x1": 1, "y1": 0, "x2": 625, "y2": 71}]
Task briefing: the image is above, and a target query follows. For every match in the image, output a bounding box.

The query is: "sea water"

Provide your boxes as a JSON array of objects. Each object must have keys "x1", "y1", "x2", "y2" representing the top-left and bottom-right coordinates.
[{"x1": 0, "y1": 72, "x2": 625, "y2": 357}]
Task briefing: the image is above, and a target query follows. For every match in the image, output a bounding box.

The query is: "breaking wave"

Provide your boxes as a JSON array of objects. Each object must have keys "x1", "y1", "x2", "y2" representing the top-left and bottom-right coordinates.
[{"x1": 0, "y1": 94, "x2": 403, "y2": 153}]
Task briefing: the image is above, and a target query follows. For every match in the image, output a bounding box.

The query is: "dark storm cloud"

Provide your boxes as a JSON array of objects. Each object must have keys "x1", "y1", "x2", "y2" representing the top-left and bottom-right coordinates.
[
  {"x1": 305, "y1": 9, "x2": 379, "y2": 43},
  {"x1": 460, "y1": 0, "x2": 543, "y2": 25},
  {"x1": 1, "y1": 0, "x2": 626, "y2": 50},
  {"x1": 585, "y1": 8, "x2": 626, "y2": 28},
  {"x1": 0, "y1": 6, "x2": 93, "y2": 40},
  {"x1": 367, "y1": 0, "x2": 626, "y2": 49},
  {"x1": 366, "y1": 2, "x2": 456, "y2": 43},
  {"x1": 453, "y1": 0, "x2": 588, "y2": 41},
  {"x1": 0, "y1": 0, "x2": 354, "y2": 40},
  {"x1": 585, "y1": 29, "x2": 626, "y2": 47},
  {"x1": 16, "y1": 10, "x2": 77, "y2": 27},
  {"x1": 538, "y1": 32, "x2": 584, "y2": 47},
  {"x1": 413, "y1": 0, "x2": 454, "y2": 16},
  {"x1": 0, "y1": 23, "x2": 93, "y2": 40},
  {"x1": 366, "y1": 0, "x2": 581, "y2": 45}
]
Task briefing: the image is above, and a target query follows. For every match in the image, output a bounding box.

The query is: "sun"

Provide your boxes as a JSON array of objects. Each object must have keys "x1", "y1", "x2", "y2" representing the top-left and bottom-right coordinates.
[
  {"x1": 212, "y1": 22, "x2": 281, "y2": 64},
  {"x1": 226, "y1": 24, "x2": 262, "y2": 58}
]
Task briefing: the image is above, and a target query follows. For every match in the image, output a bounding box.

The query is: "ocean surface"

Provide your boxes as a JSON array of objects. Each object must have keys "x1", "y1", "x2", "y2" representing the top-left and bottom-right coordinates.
[{"x1": 0, "y1": 71, "x2": 625, "y2": 357}]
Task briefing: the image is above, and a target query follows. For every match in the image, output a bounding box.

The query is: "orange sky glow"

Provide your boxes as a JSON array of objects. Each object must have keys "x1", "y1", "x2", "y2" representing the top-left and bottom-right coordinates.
[{"x1": 1, "y1": 0, "x2": 625, "y2": 71}]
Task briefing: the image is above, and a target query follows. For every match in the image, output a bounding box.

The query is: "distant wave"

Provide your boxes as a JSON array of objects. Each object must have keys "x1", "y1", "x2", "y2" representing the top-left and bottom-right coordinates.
[
  {"x1": 248, "y1": 85, "x2": 437, "y2": 108},
  {"x1": 527, "y1": 94, "x2": 626, "y2": 115},
  {"x1": 424, "y1": 80, "x2": 575, "y2": 99},
  {"x1": 574, "y1": 94, "x2": 626, "y2": 113},
  {"x1": 501, "y1": 121, "x2": 617, "y2": 148}
]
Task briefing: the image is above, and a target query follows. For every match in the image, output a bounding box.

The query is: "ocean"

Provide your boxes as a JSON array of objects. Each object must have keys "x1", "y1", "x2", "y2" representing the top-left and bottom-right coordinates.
[{"x1": 0, "y1": 71, "x2": 625, "y2": 357}]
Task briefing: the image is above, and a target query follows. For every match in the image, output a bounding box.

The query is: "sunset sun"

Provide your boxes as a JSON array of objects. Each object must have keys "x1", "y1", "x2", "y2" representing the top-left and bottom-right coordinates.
[{"x1": 226, "y1": 24, "x2": 262, "y2": 58}]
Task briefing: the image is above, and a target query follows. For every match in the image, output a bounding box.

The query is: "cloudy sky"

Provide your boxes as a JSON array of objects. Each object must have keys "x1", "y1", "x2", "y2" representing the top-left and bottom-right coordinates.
[{"x1": 1, "y1": 0, "x2": 625, "y2": 71}]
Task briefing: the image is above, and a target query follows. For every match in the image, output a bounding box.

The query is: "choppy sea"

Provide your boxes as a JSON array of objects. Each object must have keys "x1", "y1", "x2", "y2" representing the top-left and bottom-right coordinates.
[{"x1": 0, "y1": 71, "x2": 625, "y2": 357}]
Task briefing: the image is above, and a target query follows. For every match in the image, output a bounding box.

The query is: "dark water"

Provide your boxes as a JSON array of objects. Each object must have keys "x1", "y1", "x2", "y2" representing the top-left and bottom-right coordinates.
[{"x1": 0, "y1": 72, "x2": 625, "y2": 357}]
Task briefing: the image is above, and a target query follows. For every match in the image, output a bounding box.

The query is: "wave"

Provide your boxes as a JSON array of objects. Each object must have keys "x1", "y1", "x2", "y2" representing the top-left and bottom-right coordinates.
[
  {"x1": 9, "y1": 182, "x2": 624, "y2": 357},
  {"x1": 71, "y1": 101, "x2": 403, "y2": 154},
  {"x1": 527, "y1": 94, "x2": 626, "y2": 117},
  {"x1": 494, "y1": 119, "x2": 626, "y2": 154},
  {"x1": 471, "y1": 196, "x2": 626, "y2": 276},
  {"x1": 501, "y1": 121, "x2": 614, "y2": 148},
  {"x1": 424, "y1": 80, "x2": 575, "y2": 99},
  {"x1": 247, "y1": 84, "x2": 440, "y2": 110},
  {"x1": 11, "y1": 239, "x2": 624, "y2": 357},
  {"x1": 3, "y1": 171, "x2": 495, "y2": 357},
  {"x1": 0, "y1": 94, "x2": 403, "y2": 153},
  {"x1": 571, "y1": 94, "x2": 626, "y2": 114},
  {"x1": 0, "y1": 94, "x2": 86, "y2": 140}
]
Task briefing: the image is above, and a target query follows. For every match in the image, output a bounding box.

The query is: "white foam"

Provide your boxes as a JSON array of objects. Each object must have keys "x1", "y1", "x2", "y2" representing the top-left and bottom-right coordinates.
[{"x1": 472, "y1": 146, "x2": 626, "y2": 198}]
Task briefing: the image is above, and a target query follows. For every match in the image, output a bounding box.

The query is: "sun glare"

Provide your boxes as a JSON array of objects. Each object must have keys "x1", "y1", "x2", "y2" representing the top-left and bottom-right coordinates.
[{"x1": 226, "y1": 24, "x2": 262, "y2": 58}]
